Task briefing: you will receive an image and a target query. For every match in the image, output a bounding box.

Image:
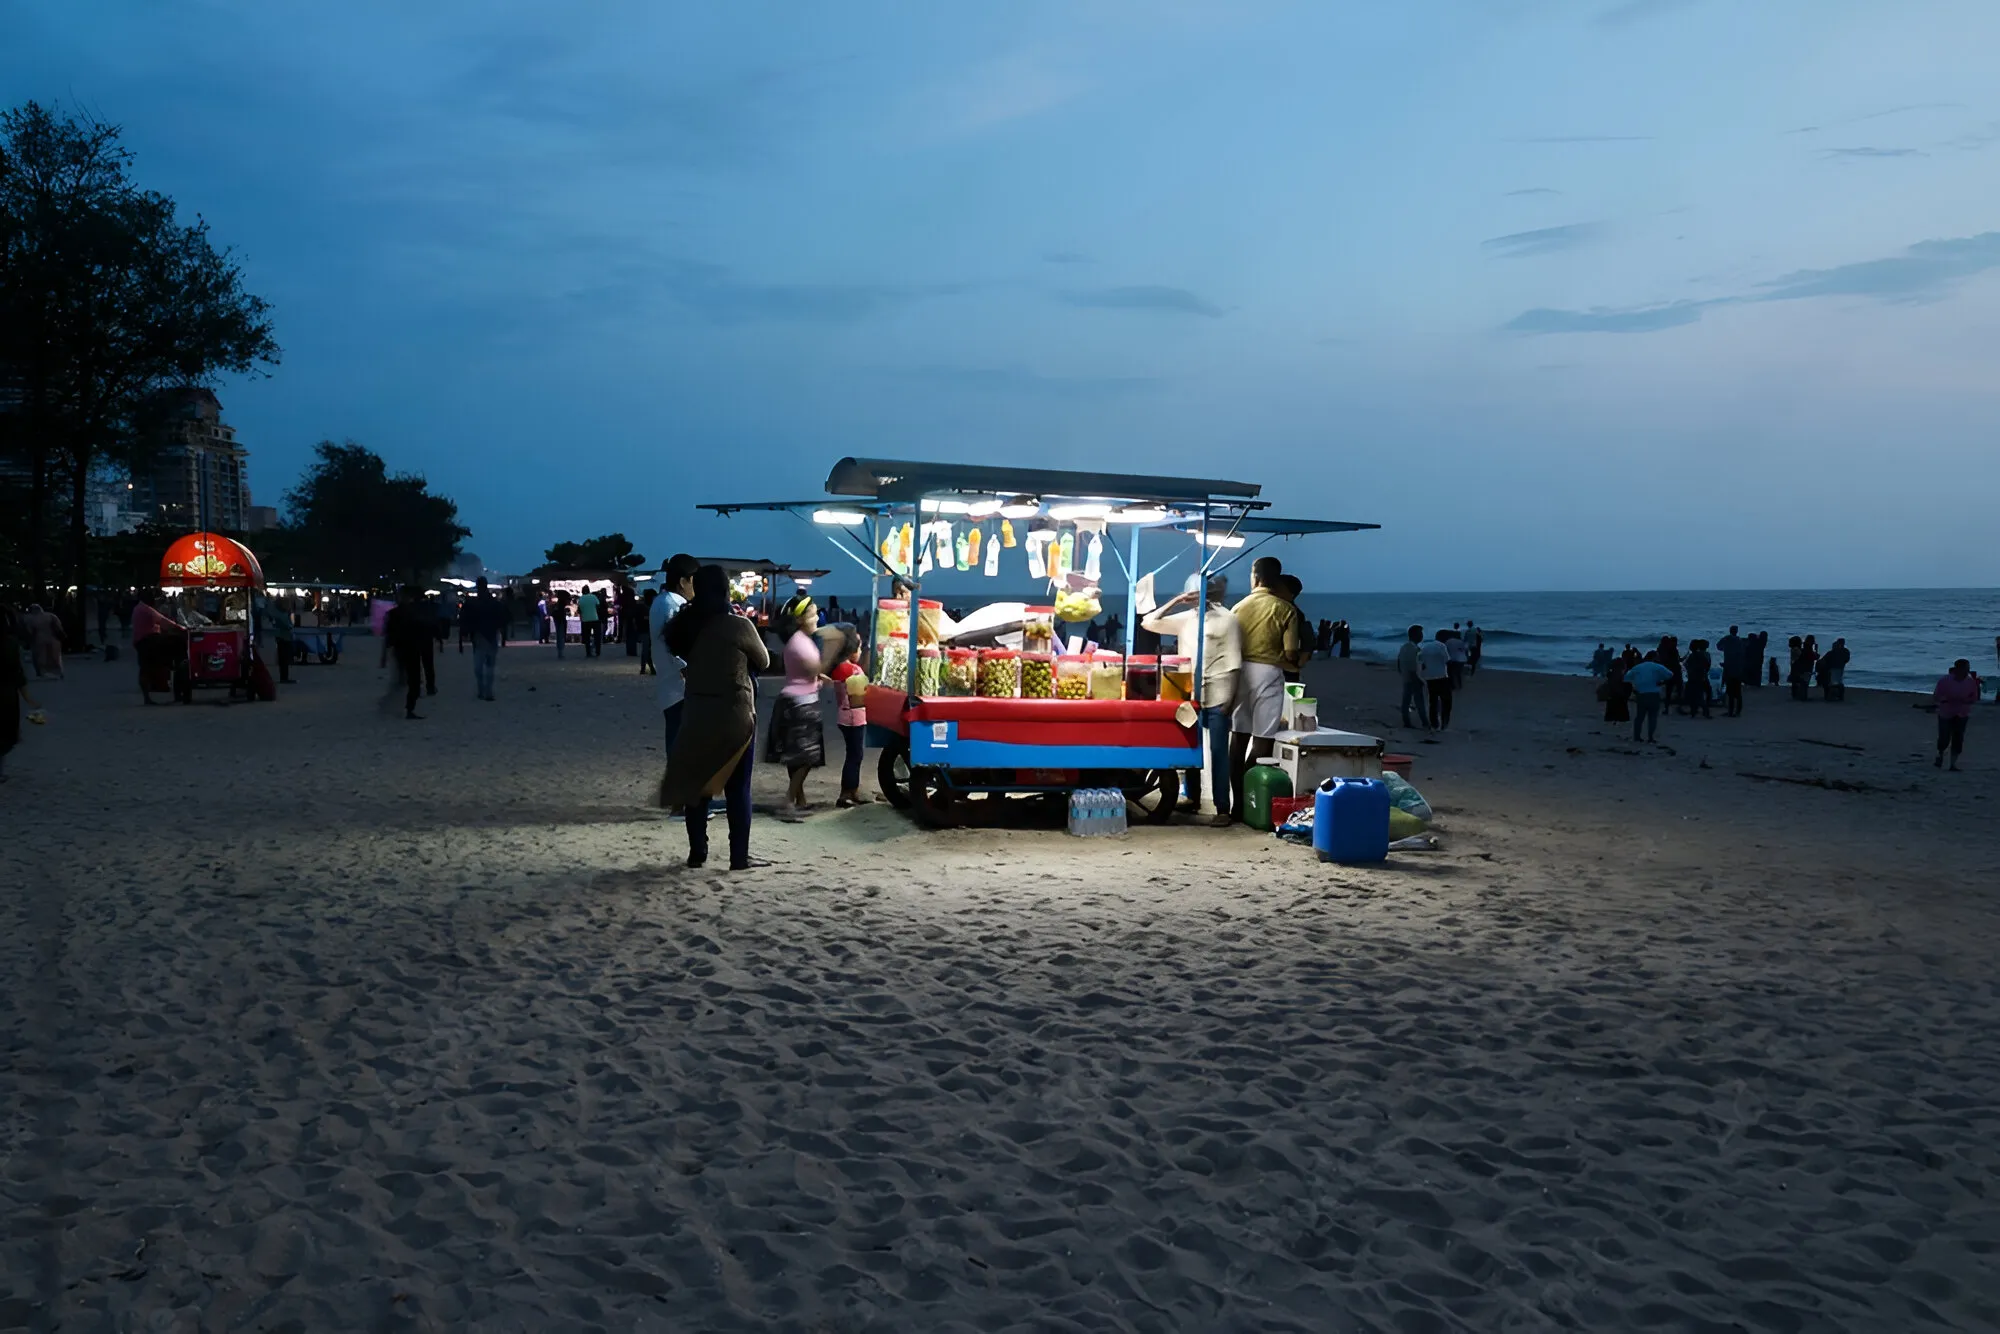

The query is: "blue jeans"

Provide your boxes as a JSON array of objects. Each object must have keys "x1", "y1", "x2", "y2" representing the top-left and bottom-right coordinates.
[
  {"x1": 1633, "y1": 693, "x2": 1662, "y2": 741},
  {"x1": 1201, "y1": 705, "x2": 1232, "y2": 816},
  {"x1": 472, "y1": 638, "x2": 498, "y2": 698},
  {"x1": 687, "y1": 748, "x2": 753, "y2": 865}
]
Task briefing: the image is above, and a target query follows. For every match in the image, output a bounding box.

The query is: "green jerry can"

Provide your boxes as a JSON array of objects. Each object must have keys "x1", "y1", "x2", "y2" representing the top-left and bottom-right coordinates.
[{"x1": 1242, "y1": 757, "x2": 1293, "y2": 832}]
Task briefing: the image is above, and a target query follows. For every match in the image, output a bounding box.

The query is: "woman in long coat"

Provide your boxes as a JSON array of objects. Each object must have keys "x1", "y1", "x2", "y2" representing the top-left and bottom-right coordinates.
[{"x1": 660, "y1": 565, "x2": 771, "y2": 870}]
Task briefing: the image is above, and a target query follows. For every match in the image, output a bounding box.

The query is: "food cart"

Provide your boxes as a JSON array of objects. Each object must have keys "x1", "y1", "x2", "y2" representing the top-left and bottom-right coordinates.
[
  {"x1": 158, "y1": 531, "x2": 267, "y2": 704},
  {"x1": 701, "y1": 458, "x2": 1379, "y2": 826}
]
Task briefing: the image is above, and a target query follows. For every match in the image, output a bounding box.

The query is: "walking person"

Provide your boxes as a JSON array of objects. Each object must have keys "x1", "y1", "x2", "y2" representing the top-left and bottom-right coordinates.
[
  {"x1": 379, "y1": 587, "x2": 432, "y2": 720},
  {"x1": 20, "y1": 604, "x2": 63, "y2": 680},
  {"x1": 576, "y1": 586, "x2": 604, "y2": 658},
  {"x1": 829, "y1": 628, "x2": 870, "y2": 807},
  {"x1": 660, "y1": 565, "x2": 771, "y2": 870},
  {"x1": 2, "y1": 605, "x2": 45, "y2": 783},
  {"x1": 1142, "y1": 576, "x2": 1243, "y2": 824},
  {"x1": 1445, "y1": 624, "x2": 1468, "y2": 691},
  {"x1": 1227, "y1": 558, "x2": 1302, "y2": 820},
  {"x1": 1467, "y1": 622, "x2": 1482, "y2": 674},
  {"x1": 1717, "y1": 626, "x2": 1746, "y2": 717},
  {"x1": 1934, "y1": 659, "x2": 1979, "y2": 770},
  {"x1": 463, "y1": 576, "x2": 507, "y2": 701},
  {"x1": 769, "y1": 595, "x2": 828, "y2": 819},
  {"x1": 1395, "y1": 625, "x2": 1431, "y2": 731},
  {"x1": 650, "y1": 555, "x2": 699, "y2": 753},
  {"x1": 1820, "y1": 638, "x2": 1850, "y2": 701},
  {"x1": 1420, "y1": 629, "x2": 1454, "y2": 730},
  {"x1": 1625, "y1": 651, "x2": 1674, "y2": 743}
]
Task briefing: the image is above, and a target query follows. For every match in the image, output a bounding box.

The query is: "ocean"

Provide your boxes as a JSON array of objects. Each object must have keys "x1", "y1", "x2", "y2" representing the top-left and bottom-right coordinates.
[{"x1": 821, "y1": 587, "x2": 2000, "y2": 694}]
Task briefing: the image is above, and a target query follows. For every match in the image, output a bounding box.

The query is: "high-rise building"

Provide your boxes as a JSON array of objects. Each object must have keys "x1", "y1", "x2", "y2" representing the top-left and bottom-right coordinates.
[{"x1": 130, "y1": 387, "x2": 252, "y2": 532}]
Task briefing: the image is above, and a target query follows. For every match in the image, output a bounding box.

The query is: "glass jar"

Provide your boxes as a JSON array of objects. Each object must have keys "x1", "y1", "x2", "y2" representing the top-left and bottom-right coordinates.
[
  {"x1": 978, "y1": 648, "x2": 1020, "y2": 698},
  {"x1": 944, "y1": 647, "x2": 979, "y2": 696},
  {"x1": 877, "y1": 633, "x2": 910, "y2": 692},
  {"x1": 1124, "y1": 654, "x2": 1159, "y2": 701},
  {"x1": 1055, "y1": 654, "x2": 1091, "y2": 700},
  {"x1": 875, "y1": 597, "x2": 910, "y2": 644},
  {"x1": 1022, "y1": 605, "x2": 1056, "y2": 654},
  {"x1": 1160, "y1": 654, "x2": 1195, "y2": 702},
  {"x1": 916, "y1": 646, "x2": 944, "y2": 697},
  {"x1": 1020, "y1": 651, "x2": 1055, "y2": 699},
  {"x1": 1089, "y1": 652, "x2": 1125, "y2": 700}
]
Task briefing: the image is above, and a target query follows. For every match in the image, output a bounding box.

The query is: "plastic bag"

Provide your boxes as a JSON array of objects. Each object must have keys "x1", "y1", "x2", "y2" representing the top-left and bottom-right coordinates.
[{"x1": 1380, "y1": 770, "x2": 1433, "y2": 823}]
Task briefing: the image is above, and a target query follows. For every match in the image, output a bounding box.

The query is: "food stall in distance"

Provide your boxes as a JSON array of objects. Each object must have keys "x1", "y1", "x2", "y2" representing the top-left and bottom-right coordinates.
[
  {"x1": 158, "y1": 531, "x2": 267, "y2": 703},
  {"x1": 700, "y1": 457, "x2": 1380, "y2": 827}
]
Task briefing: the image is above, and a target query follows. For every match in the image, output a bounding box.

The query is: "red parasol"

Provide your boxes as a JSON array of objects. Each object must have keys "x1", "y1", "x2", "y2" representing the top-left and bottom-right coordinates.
[{"x1": 160, "y1": 532, "x2": 266, "y2": 589}]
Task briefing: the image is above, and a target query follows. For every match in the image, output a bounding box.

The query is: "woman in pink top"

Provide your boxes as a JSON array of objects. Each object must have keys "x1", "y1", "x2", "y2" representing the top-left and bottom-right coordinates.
[
  {"x1": 1934, "y1": 659, "x2": 1980, "y2": 770},
  {"x1": 766, "y1": 595, "x2": 827, "y2": 816}
]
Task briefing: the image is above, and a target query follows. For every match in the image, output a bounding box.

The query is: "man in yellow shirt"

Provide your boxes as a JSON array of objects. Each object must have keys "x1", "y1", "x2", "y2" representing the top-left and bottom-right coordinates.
[{"x1": 1227, "y1": 556, "x2": 1304, "y2": 821}]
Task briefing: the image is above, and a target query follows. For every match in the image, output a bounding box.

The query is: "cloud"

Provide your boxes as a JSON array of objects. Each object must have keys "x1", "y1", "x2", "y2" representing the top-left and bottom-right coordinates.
[
  {"x1": 1041, "y1": 250, "x2": 1091, "y2": 264},
  {"x1": 570, "y1": 258, "x2": 974, "y2": 325},
  {"x1": 1506, "y1": 135, "x2": 1652, "y2": 144},
  {"x1": 900, "y1": 365, "x2": 1157, "y2": 398},
  {"x1": 1756, "y1": 232, "x2": 2000, "y2": 304},
  {"x1": 1507, "y1": 229, "x2": 2000, "y2": 334},
  {"x1": 1061, "y1": 285, "x2": 1225, "y2": 317},
  {"x1": 1851, "y1": 102, "x2": 1960, "y2": 122},
  {"x1": 1596, "y1": 0, "x2": 1698, "y2": 26},
  {"x1": 1823, "y1": 146, "x2": 1926, "y2": 159},
  {"x1": 1506, "y1": 301, "x2": 1716, "y2": 335},
  {"x1": 1505, "y1": 187, "x2": 1562, "y2": 197},
  {"x1": 1482, "y1": 222, "x2": 1603, "y2": 258}
]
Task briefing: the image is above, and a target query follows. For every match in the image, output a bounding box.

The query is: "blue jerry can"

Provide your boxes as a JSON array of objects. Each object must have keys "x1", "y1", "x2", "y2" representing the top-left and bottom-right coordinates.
[{"x1": 1314, "y1": 776, "x2": 1391, "y2": 864}]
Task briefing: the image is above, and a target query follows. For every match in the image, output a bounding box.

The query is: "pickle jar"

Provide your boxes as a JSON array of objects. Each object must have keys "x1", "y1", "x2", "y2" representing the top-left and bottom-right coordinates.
[
  {"x1": 1019, "y1": 651, "x2": 1056, "y2": 699},
  {"x1": 944, "y1": 647, "x2": 980, "y2": 696},
  {"x1": 977, "y1": 648, "x2": 1020, "y2": 698},
  {"x1": 1022, "y1": 605, "x2": 1057, "y2": 653},
  {"x1": 877, "y1": 633, "x2": 910, "y2": 692},
  {"x1": 1124, "y1": 654, "x2": 1160, "y2": 701},
  {"x1": 916, "y1": 646, "x2": 944, "y2": 697},
  {"x1": 1055, "y1": 653, "x2": 1091, "y2": 700},
  {"x1": 1089, "y1": 652, "x2": 1126, "y2": 701},
  {"x1": 1160, "y1": 654, "x2": 1195, "y2": 702}
]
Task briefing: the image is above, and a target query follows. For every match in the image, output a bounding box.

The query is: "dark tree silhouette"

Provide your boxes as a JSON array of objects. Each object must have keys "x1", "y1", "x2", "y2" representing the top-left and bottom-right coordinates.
[{"x1": 283, "y1": 440, "x2": 469, "y2": 586}]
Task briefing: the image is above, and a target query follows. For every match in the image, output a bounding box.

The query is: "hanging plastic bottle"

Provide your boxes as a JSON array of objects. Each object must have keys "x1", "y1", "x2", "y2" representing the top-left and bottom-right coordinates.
[
  {"x1": 966, "y1": 528, "x2": 981, "y2": 569},
  {"x1": 954, "y1": 529, "x2": 971, "y2": 571},
  {"x1": 1026, "y1": 530, "x2": 1051, "y2": 580},
  {"x1": 983, "y1": 528, "x2": 1001, "y2": 577},
  {"x1": 1000, "y1": 519, "x2": 1017, "y2": 548},
  {"x1": 934, "y1": 522, "x2": 955, "y2": 567},
  {"x1": 1056, "y1": 531, "x2": 1075, "y2": 581},
  {"x1": 1084, "y1": 532, "x2": 1103, "y2": 582},
  {"x1": 897, "y1": 523, "x2": 914, "y2": 572}
]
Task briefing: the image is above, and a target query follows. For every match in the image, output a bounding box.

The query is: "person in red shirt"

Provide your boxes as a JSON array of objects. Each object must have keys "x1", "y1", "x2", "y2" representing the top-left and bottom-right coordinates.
[
  {"x1": 1934, "y1": 659, "x2": 1980, "y2": 771},
  {"x1": 828, "y1": 628, "x2": 870, "y2": 807}
]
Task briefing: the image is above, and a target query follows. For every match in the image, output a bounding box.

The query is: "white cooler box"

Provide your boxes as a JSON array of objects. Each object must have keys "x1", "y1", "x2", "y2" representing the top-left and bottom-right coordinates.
[{"x1": 1273, "y1": 728, "x2": 1384, "y2": 793}]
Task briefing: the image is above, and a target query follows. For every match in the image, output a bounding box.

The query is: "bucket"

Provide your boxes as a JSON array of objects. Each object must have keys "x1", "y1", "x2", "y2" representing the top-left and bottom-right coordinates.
[
  {"x1": 1269, "y1": 795, "x2": 1311, "y2": 828},
  {"x1": 1313, "y1": 776, "x2": 1390, "y2": 864},
  {"x1": 1382, "y1": 753, "x2": 1415, "y2": 778}
]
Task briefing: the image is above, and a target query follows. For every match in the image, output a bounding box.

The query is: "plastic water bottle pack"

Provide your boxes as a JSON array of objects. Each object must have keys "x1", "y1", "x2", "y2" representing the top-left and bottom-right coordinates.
[{"x1": 1067, "y1": 788, "x2": 1130, "y2": 838}]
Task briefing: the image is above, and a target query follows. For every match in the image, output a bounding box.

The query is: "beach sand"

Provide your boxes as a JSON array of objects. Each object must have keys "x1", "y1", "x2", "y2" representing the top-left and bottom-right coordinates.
[{"x1": 3, "y1": 645, "x2": 1997, "y2": 1330}]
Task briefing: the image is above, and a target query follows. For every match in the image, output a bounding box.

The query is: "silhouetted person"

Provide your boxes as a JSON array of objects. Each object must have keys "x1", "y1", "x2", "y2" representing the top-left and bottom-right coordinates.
[
  {"x1": 380, "y1": 587, "x2": 431, "y2": 720},
  {"x1": 1396, "y1": 625, "x2": 1429, "y2": 730},
  {"x1": 1589, "y1": 643, "x2": 1613, "y2": 677},
  {"x1": 1625, "y1": 651, "x2": 1674, "y2": 743},
  {"x1": 1682, "y1": 638, "x2": 1713, "y2": 718},
  {"x1": 1717, "y1": 625, "x2": 1746, "y2": 716},
  {"x1": 1934, "y1": 659, "x2": 1978, "y2": 770},
  {"x1": 1820, "y1": 637, "x2": 1850, "y2": 701},
  {"x1": 463, "y1": 576, "x2": 507, "y2": 701},
  {"x1": 1421, "y1": 629, "x2": 1454, "y2": 729}
]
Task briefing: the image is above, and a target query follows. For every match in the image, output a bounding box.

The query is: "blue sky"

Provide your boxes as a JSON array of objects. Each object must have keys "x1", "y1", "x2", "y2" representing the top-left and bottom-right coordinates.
[{"x1": 7, "y1": 0, "x2": 1999, "y2": 591}]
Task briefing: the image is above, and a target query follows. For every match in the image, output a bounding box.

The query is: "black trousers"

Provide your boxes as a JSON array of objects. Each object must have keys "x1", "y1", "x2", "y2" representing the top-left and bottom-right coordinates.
[
  {"x1": 395, "y1": 647, "x2": 424, "y2": 714},
  {"x1": 1724, "y1": 677, "x2": 1743, "y2": 715},
  {"x1": 1427, "y1": 679, "x2": 1454, "y2": 728}
]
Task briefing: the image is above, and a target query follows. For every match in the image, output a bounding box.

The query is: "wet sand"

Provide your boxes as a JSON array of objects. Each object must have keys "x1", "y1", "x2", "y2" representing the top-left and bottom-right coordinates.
[{"x1": 3, "y1": 644, "x2": 1996, "y2": 1331}]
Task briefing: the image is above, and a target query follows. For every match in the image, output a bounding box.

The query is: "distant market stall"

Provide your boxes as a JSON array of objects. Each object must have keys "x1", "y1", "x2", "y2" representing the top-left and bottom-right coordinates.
[
  {"x1": 701, "y1": 457, "x2": 1377, "y2": 826},
  {"x1": 158, "y1": 531, "x2": 269, "y2": 703}
]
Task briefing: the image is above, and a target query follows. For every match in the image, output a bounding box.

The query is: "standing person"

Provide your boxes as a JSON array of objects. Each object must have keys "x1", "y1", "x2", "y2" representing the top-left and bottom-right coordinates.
[
  {"x1": 637, "y1": 590, "x2": 658, "y2": 675},
  {"x1": 1934, "y1": 659, "x2": 1979, "y2": 770},
  {"x1": 264, "y1": 595, "x2": 295, "y2": 685},
  {"x1": 536, "y1": 594, "x2": 551, "y2": 644},
  {"x1": 1467, "y1": 622, "x2": 1483, "y2": 674},
  {"x1": 1819, "y1": 637, "x2": 1849, "y2": 701},
  {"x1": 829, "y1": 628, "x2": 870, "y2": 807},
  {"x1": 1658, "y1": 636, "x2": 1682, "y2": 709},
  {"x1": 1790, "y1": 635, "x2": 1817, "y2": 702},
  {"x1": 769, "y1": 595, "x2": 828, "y2": 819},
  {"x1": 463, "y1": 576, "x2": 507, "y2": 701},
  {"x1": 20, "y1": 604, "x2": 63, "y2": 679},
  {"x1": 576, "y1": 586, "x2": 603, "y2": 658},
  {"x1": 1227, "y1": 559, "x2": 1301, "y2": 820},
  {"x1": 379, "y1": 587, "x2": 431, "y2": 720},
  {"x1": 1768, "y1": 654, "x2": 1780, "y2": 687},
  {"x1": 1395, "y1": 625, "x2": 1431, "y2": 731},
  {"x1": 1275, "y1": 575, "x2": 1306, "y2": 682},
  {"x1": 551, "y1": 591, "x2": 569, "y2": 658},
  {"x1": 2, "y1": 605, "x2": 44, "y2": 782},
  {"x1": 131, "y1": 594, "x2": 185, "y2": 704},
  {"x1": 1142, "y1": 577, "x2": 1244, "y2": 825},
  {"x1": 1338, "y1": 620, "x2": 1352, "y2": 658},
  {"x1": 661, "y1": 565, "x2": 771, "y2": 870},
  {"x1": 1589, "y1": 643, "x2": 1613, "y2": 677},
  {"x1": 1445, "y1": 629, "x2": 1468, "y2": 691},
  {"x1": 1683, "y1": 639, "x2": 1714, "y2": 719},
  {"x1": 1600, "y1": 660, "x2": 1632, "y2": 725},
  {"x1": 1625, "y1": 651, "x2": 1675, "y2": 744},
  {"x1": 419, "y1": 595, "x2": 441, "y2": 697},
  {"x1": 1420, "y1": 628, "x2": 1454, "y2": 729},
  {"x1": 1717, "y1": 626, "x2": 1746, "y2": 717},
  {"x1": 1752, "y1": 631, "x2": 1770, "y2": 686},
  {"x1": 651, "y1": 555, "x2": 699, "y2": 753}
]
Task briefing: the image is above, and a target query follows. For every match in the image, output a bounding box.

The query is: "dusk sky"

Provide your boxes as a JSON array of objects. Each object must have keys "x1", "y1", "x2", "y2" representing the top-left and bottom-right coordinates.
[{"x1": 8, "y1": 1, "x2": 1998, "y2": 591}]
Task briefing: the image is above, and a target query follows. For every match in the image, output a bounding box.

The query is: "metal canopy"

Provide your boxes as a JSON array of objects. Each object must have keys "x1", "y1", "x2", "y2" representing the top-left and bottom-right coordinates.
[
  {"x1": 696, "y1": 499, "x2": 896, "y2": 518},
  {"x1": 688, "y1": 556, "x2": 832, "y2": 578},
  {"x1": 824, "y1": 456, "x2": 1262, "y2": 506},
  {"x1": 1174, "y1": 515, "x2": 1380, "y2": 536}
]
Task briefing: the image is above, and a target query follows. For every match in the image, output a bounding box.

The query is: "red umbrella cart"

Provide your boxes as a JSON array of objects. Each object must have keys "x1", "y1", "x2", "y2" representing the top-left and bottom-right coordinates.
[{"x1": 159, "y1": 531, "x2": 268, "y2": 704}]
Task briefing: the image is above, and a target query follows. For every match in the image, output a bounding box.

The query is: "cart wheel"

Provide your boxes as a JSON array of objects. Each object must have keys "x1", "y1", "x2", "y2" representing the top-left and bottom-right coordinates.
[
  {"x1": 909, "y1": 767, "x2": 960, "y2": 829},
  {"x1": 1122, "y1": 769, "x2": 1180, "y2": 825},
  {"x1": 878, "y1": 741, "x2": 912, "y2": 810}
]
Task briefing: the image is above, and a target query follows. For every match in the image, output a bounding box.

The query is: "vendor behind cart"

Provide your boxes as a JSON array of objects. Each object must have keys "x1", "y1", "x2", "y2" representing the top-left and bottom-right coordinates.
[{"x1": 1141, "y1": 575, "x2": 1242, "y2": 826}]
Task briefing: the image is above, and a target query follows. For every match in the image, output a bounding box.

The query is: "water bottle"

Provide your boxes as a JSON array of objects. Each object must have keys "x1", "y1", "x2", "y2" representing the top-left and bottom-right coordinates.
[
  {"x1": 1106, "y1": 789, "x2": 1128, "y2": 836},
  {"x1": 1067, "y1": 789, "x2": 1085, "y2": 837},
  {"x1": 1087, "y1": 789, "x2": 1105, "y2": 837}
]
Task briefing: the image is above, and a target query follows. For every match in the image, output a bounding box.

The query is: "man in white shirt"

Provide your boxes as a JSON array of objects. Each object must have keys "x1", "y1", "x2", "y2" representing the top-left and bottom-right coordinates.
[
  {"x1": 1395, "y1": 624, "x2": 1430, "y2": 731},
  {"x1": 650, "y1": 554, "x2": 700, "y2": 751},
  {"x1": 1445, "y1": 624, "x2": 1469, "y2": 690},
  {"x1": 1418, "y1": 630, "x2": 1454, "y2": 730},
  {"x1": 1141, "y1": 576, "x2": 1243, "y2": 825}
]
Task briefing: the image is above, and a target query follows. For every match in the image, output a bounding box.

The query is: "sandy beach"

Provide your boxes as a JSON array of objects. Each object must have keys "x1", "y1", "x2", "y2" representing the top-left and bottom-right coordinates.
[{"x1": 4, "y1": 644, "x2": 1997, "y2": 1331}]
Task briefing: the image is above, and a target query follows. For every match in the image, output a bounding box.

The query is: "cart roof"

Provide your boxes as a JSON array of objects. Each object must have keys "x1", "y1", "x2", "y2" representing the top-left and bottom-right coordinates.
[
  {"x1": 689, "y1": 557, "x2": 832, "y2": 578},
  {"x1": 1174, "y1": 515, "x2": 1380, "y2": 536},
  {"x1": 823, "y1": 457, "x2": 1262, "y2": 506}
]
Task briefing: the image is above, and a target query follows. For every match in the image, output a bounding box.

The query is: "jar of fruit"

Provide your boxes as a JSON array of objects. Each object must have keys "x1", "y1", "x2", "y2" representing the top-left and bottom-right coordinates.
[
  {"x1": 1055, "y1": 654, "x2": 1091, "y2": 700},
  {"x1": 944, "y1": 647, "x2": 979, "y2": 696},
  {"x1": 877, "y1": 633, "x2": 910, "y2": 692},
  {"x1": 1161, "y1": 654, "x2": 1195, "y2": 702},
  {"x1": 1020, "y1": 651, "x2": 1055, "y2": 699},
  {"x1": 1124, "y1": 654, "x2": 1159, "y2": 701},
  {"x1": 916, "y1": 646, "x2": 944, "y2": 696},
  {"x1": 1022, "y1": 606, "x2": 1056, "y2": 653},
  {"x1": 1089, "y1": 652, "x2": 1125, "y2": 700},
  {"x1": 978, "y1": 648, "x2": 1020, "y2": 698}
]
